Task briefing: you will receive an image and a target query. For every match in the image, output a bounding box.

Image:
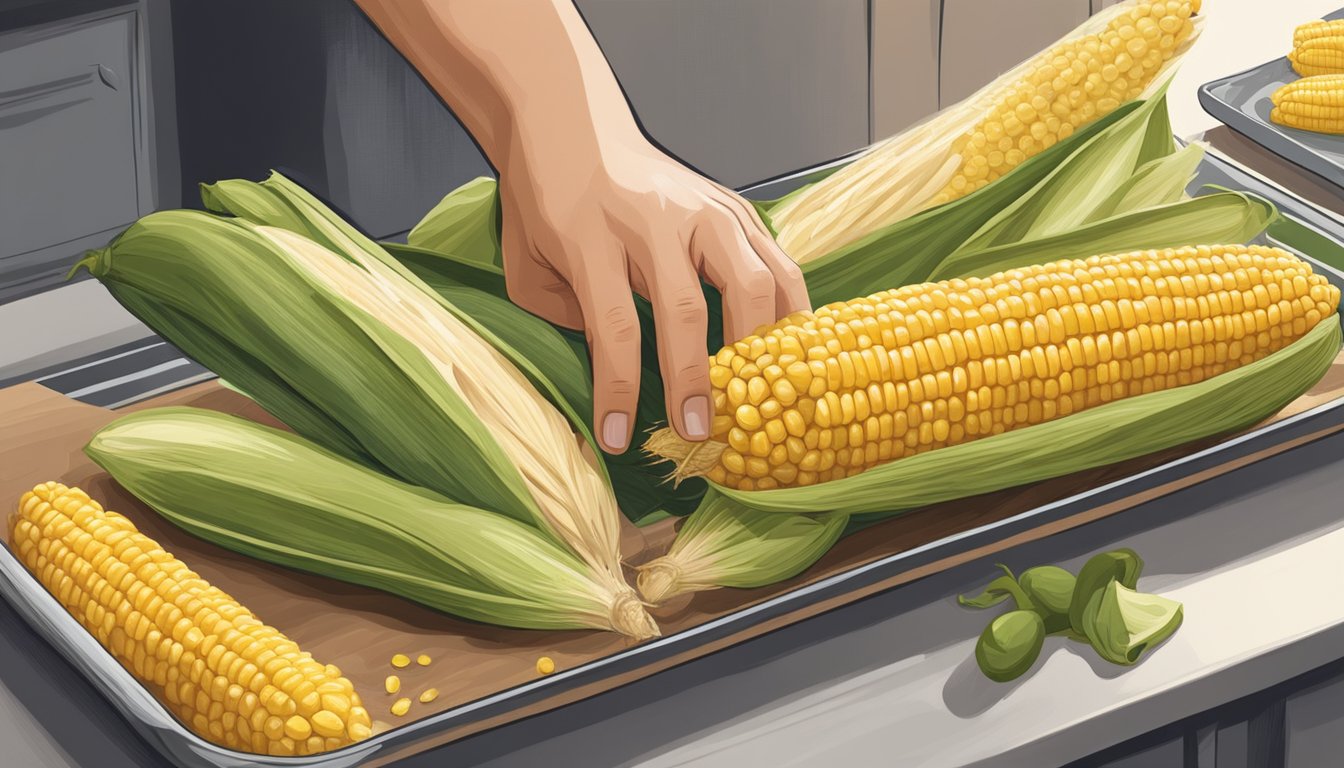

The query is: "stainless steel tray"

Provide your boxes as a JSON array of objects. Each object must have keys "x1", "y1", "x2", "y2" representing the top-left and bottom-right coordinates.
[
  {"x1": 3, "y1": 151, "x2": 1344, "y2": 768},
  {"x1": 1198, "y1": 8, "x2": 1344, "y2": 188}
]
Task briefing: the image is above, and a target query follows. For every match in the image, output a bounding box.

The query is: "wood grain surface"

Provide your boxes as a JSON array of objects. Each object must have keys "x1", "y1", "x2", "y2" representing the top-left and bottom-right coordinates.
[{"x1": 1, "y1": 350, "x2": 1342, "y2": 758}]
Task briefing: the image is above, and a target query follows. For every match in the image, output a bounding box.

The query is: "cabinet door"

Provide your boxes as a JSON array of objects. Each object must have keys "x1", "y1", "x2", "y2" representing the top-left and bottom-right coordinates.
[
  {"x1": 0, "y1": 11, "x2": 140, "y2": 278},
  {"x1": 576, "y1": 0, "x2": 870, "y2": 187},
  {"x1": 939, "y1": 0, "x2": 1091, "y2": 107}
]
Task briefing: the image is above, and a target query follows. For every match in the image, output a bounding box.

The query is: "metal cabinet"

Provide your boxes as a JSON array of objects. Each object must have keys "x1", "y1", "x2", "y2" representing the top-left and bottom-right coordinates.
[
  {"x1": 0, "y1": 8, "x2": 144, "y2": 298},
  {"x1": 577, "y1": 0, "x2": 870, "y2": 188},
  {"x1": 939, "y1": 0, "x2": 1091, "y2": 107}
]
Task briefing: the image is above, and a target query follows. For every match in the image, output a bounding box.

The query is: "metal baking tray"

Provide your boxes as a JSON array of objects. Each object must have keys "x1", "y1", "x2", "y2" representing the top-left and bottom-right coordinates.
[
  {"x1": 2, "y1": 150, "x2": 1344, "y2": 767},
  {"x1": 1198, "y1": 7, "x2": 1344, "y2": 189}
]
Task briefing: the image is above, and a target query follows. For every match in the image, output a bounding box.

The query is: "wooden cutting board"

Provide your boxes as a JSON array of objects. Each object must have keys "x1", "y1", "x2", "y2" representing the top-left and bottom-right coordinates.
[{"x1": 2, "y1": 351, "x2": 1343, "y2": 759}]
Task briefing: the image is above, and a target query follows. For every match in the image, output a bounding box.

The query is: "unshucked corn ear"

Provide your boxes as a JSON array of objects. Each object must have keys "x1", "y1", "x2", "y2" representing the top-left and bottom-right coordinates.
[
  {"x1": 13, "y1": 481, "x2": 374, "y2": 755},
  {"x1": 647, "y1": 246, "x2": 1339, "y2": 491},
  {"x1": 639, "y1": 271, "x2": 1340, "y2": 602},
  {"x1": 85, "y1": 408, "x2": 657, "y2": 638},
  {"x1": 1271, "y1": 74, "x2": 1344, "y2": 135},
  {"x1": 770, "y1": 0, "x2": 1204, "y2": 262},
  {"x1": 72, "y1": 203, "x2": 642, "y2": 629}
]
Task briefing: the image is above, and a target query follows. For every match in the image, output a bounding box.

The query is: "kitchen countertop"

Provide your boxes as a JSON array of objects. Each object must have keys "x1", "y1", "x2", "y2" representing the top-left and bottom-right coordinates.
[{"x1": 3, "y1": 1, "x2": 1344, "y2": 766}]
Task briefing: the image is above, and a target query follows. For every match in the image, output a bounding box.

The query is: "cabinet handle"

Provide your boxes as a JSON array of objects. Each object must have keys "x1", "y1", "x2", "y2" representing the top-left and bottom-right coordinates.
[{"x1": 97, "y1": 65, "x2": 120, "y2": 91}]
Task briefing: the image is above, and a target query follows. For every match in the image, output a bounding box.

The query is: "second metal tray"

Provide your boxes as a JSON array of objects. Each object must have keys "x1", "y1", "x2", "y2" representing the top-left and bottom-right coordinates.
[{"x1": 1198, "y1": 7, "x2": 1344, "y2": 189}]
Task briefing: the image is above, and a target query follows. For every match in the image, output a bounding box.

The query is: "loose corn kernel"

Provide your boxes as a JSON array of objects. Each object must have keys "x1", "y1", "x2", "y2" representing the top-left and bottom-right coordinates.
[
  {"x1": 390, "y1": 698, "x2": 411, "y2": 717},
  {"x1": 384, "y1": 675, "x2": 400, "y2": 695},
  {"x1": 390, "y1": 654, "x2": 410, "y2": 669},
  {"x1": 536, "y1": 656, "x2": 556, "y2": 675},
  {"x1": 416, "y1": 654, "x2": 431, "y2": 667},
  {"x1": 419, "y1": 688, "x2": 439, "y2": 704}
]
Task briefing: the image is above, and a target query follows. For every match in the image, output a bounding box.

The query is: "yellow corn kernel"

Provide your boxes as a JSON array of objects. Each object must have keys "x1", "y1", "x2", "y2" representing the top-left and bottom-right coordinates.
[
  {"x1": 419, "y1": 688, "x2": 439, "y2": 704},
  {"x1": 416, "y1": 654, "x2": 431, "y2": 667},
  {"x1": 390, "y1": 698, "x2": 411, "y2": 717},
  {"x1": 536, "y1": 656, "x2": 556, "y2": 675},
  {"x1": 390, "y1": 654, "x2": 410, "y2": 669},
  {"x1": 384, "y1": 675, "x2": 400, "y2": 695}
]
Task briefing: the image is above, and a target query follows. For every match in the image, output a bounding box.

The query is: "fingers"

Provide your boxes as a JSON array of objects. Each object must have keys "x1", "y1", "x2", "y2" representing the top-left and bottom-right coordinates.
[
  {"x1": 501, "y1": 225, "x2": 585, "y2": 329},
  {"x1": 641, "y1": 243, "x2": 713, "y2": 443},
  {"x1": 696, "y1": 215, "x2": 778, "y2": 341},
  {"x1": 714, "y1": 192, "x2": 811, "y2": 315},
  {"x1": 569, "y1": 250, "x2": 643, "y2": 454}
]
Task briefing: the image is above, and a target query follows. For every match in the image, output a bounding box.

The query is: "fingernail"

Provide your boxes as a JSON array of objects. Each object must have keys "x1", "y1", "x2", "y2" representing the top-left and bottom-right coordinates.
[
  {"x1": 602, "y1": 412, "x2": 629, "y2": 452},
  {"x1": 682, "y1": 396, "x2": 709, "y2": 440}
]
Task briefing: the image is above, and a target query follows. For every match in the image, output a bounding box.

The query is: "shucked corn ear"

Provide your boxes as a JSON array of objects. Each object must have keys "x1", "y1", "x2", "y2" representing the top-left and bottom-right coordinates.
[
  {"x1": 12, "y1": 482, "x2": 373, "y2": 755},
  {"x1": 646, "y1": 246, "x2": 1341, "y2": 491},
  {"x1": 770, "y1": 0, "x2": 1204, "y2": 263},
  {"x1": 73, "y1": 183, "x2": 646, "y2": 634},
  {"x1": 639, "y1": 248, "x2": 1341, "y2": 603},
  {"x1": 1271, "y1": 74, "x2": 1344, "y2": 135},
  {"x1": 85, "y1": 407, "x2": 658, "y2": 638},
  {"x1": 1290, "y1": 20, "x2": 1344, "y2": 76}
]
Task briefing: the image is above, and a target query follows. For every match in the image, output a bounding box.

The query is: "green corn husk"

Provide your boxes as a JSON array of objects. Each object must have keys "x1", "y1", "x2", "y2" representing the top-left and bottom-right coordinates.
[
  {"x1": 85, "y1": 408, "x2": 657, "y2": 638},
  {"x1": 405, "y1": 176, "x2": 502, "y2": 268},
  {"x1": 929, "y1": 189, "x2": 1277, "y2": 281},
  {"x1": 72, "y1": 203, "x2": 643, "y2": 616},
  {"x1": 1081, "y1": 580, "x2": 1184, "y2": 665},
  {"x1": 1084, "y1": 142, "x2": 1206, "y2": 224},
  {"x1": 635, "y1": 491, "x2": 846, "y2": 602},
  {"x1": 636, "y1": 317, "x2": 1341, "y2": 601}
]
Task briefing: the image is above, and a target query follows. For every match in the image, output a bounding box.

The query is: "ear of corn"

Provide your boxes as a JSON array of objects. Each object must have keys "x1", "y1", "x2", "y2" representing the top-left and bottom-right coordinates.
[
  {"x1": 73, "y1": 199, "x2": 639, "y2": 609},
  {"x1": 648, "y1": 245, "x2": 1339, "y2": 491},
  {"x1": 638, "y1": 270, "x2": 1340, "y2": 601},
  {"x1": 84, "y1": 408, "x2": 658, "y2": 639},
  {"x1": 1271, "y1": 74, "x2": 1344, "y2": 134},
  {"x1": 12, "y1": 482, "x2": 374, "y2": 755},
  {"x1": 953, "y1": 88, "x2": 1176, "y2": 255},
  {"x1": 770, "y1": 0, "x2": 1205, "y2": 262},
  {"x1": 1290, "y1": 19, "x2": 1344, "y2": 77}
]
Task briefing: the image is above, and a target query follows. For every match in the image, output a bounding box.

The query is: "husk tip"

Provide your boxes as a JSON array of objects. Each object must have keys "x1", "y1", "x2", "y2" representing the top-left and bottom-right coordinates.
[
  {"x1": 635, "y1": 558, "x2": 685, "y2": 605},
  {"x1": 611, "y1": 590, "x2": 661, "y2": 640},
  {"x1": 642, "y1": 428, "x2": 725, "y2": 486}
]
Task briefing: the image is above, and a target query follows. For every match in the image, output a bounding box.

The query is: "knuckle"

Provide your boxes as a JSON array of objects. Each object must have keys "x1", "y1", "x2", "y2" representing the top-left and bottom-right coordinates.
[
  {"x1": 602, "y1": 376, "x2": 638, "y2": 397},
  {"x1": 668, "y1": 286, "x2": 707, "y2": 326},
  {"x1": 742, "y1": 270, "x2": 775, "y2": 302},
  {"x1": 600, "y1": 304, "x2": 640, "y2": 343}
]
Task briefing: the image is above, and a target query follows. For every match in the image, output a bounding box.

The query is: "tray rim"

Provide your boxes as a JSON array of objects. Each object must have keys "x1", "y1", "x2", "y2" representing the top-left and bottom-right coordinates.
[
  {"x1": 4, "y1": 151, "x2": 1344, "y2": 767},
  {"x1": 1196, "y1": 6, "x2": 1344, "y2": 189}
]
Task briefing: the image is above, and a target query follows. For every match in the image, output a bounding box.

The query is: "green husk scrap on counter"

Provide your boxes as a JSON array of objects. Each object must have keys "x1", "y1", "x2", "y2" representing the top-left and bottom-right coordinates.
[{"x1": 959, "y1": 549, "x2": 1182, "y2": 681}]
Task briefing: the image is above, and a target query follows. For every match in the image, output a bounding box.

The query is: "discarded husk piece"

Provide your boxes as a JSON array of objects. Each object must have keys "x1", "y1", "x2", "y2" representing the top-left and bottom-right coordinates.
[
  {"x1": 638, "y1": 319, "x2": 1340, "y2": 603},
  {"x1": 1082, "y1": 580, "x2": 1184, "y2": 665},
  {"x1": 635, "y1": 491, "x2": 847, "y2": 604},
  {"x1": 1019, "y1": 566, "x2": 1078, "y2": 635},
  {"x1": 976, "y1": 610, "x2": 1047, "y2": 683},
  {"x1": 86, "y1": 408, "x2": 658, "y2": 638},
  {"x1": 405, "y1": 176, "x2": 502, "y2": 268},
  {"x1": 1069, "y1": 548, "x2": 1144, "y2": 635}
]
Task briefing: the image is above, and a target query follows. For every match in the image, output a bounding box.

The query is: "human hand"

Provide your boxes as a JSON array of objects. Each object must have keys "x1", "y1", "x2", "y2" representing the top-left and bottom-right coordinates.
[{"x1": 499, "y1": 135, "x2": 810, "y2": 454}]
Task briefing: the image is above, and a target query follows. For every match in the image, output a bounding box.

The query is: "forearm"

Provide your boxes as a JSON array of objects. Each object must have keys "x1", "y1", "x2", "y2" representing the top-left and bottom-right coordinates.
[{"x1": 355, "y1": 0, "x2": 641, "y2": 174}]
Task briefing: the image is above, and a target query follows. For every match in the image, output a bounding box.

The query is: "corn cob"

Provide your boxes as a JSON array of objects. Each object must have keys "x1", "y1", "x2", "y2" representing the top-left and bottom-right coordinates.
[
  {"x1": 11, "y1": 482, "x2": 372, "y2": 756},
  {"x1": 1294, "y1": 19, "x2": 1344, "y2": 46},
  {"x1": 1271, "y1": 74, "x2": 1344, "y2": 134},
  {"x1": 646, "y1": 245, "x2": 1341, "y2": 491},
  {"x1": 1290, "y1": 35, "x2": 1344, "y2": 77},
  {"x1": 771, "y1": 0, "x2": 1204, "y2": 263}
]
